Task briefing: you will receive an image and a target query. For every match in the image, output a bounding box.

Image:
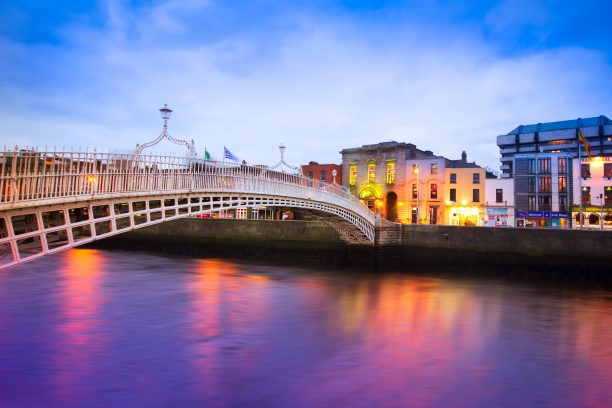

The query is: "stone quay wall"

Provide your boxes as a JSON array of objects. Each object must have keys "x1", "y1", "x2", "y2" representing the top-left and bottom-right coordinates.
[{"x1": 91, "y1": 219, "x2": 612, "y2": 281}]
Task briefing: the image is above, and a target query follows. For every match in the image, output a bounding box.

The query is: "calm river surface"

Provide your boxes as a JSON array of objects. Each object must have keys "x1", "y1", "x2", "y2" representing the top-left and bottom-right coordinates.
[{"x1": 1, "y1": 249, "x2": 611, "y2": 407}]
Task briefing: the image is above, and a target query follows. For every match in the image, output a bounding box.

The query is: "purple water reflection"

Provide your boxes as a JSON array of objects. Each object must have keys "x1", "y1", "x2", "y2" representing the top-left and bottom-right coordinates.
[{"x1": 0, "y1": 249, "x2": 611, "y2": 407}]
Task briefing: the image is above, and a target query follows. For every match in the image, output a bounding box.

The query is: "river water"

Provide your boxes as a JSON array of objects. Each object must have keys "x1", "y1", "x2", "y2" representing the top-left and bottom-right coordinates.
[{"x1": 0, "y1": 249, "x2": 611, "y2": 407}]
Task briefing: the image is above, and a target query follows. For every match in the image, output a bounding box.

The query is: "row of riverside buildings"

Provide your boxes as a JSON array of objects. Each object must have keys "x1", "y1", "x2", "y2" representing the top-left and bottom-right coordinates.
[{"x1": 301, "y1": 115, "x2": 612, "y2": 230}]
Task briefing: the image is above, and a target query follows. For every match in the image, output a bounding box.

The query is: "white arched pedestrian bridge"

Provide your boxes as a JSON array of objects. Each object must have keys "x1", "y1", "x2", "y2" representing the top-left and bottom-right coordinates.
[{"x1": 0, "y1": 148, "x2": 375, "y2": 269}]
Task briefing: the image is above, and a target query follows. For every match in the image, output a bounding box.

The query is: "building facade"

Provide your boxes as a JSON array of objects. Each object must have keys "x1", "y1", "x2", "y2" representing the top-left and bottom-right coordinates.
[
  {"x1": 484, "y1": 177, "x2": 515, "y2": 227},
  {"x1": 444, "y1": 155, "x2": 486, "y2": 226},
  {"x1": 512, "y1": 153, "x2": 572, "y2": 228},
  {"x1": 300, "y1": 162, "x2": 342, "y2": 185},
  {"x1": 406, "y1": 156, "x2": 447, "y2": 224},
  {"x1": 496, "y1": 116, "x2": 612, "y2": 178},
  {"x1": 571, "y1": 156, "x2": 612, "y2": 230},
  {"x1": 340, "y1": 142, "x2": 436, "y2": 222}
]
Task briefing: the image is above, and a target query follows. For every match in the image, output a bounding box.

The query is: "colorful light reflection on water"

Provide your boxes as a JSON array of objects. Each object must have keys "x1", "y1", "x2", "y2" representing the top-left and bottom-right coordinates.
[{"x1": 0, "y1": 249, "x2": 611, "y2": 407}]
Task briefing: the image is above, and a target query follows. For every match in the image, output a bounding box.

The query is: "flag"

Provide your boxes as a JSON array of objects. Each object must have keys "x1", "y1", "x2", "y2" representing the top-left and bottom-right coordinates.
[
  {"x1": 223, "y1": 146, "x2": 239, "y2": 162},
  {"x1": 44, "y1": 157, "x2": 55, "y2": 165},
  {"x1": 204, "y1": 148, "x2": 211, "y2": 160},
  {"x1": 578, "y1": 130, "x2": 591, "y2": 160}
]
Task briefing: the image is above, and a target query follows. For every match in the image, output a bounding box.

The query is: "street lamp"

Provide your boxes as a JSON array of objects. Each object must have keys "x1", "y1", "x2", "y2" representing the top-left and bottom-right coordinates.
[
  {"x1": 413, "y1": 164, "x2": 420, "y2": 224},
  {"x1": 332, "y1": 169, "x2": 337, "y2": 184},
  {"x1": 599, "y1": 193, "x2": 604, "y2": 231},
  {"x1": 160, "y1": 104, "x2": 173, "y2": 121}
]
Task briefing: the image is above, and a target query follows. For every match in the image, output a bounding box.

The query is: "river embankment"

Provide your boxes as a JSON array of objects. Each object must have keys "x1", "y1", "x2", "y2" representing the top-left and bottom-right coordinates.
[{"x1": 90, "y1": 218, "x2": 612, "y2": 282}]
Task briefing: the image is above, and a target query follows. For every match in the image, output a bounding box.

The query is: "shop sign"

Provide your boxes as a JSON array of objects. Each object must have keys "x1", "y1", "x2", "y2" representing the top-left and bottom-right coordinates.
[
  {"x1": 486, "y1": 208, "x2": 508, "y2": 215},
  {"x1": 516, "y1": 211, "x2": 568, "y2": 218}
]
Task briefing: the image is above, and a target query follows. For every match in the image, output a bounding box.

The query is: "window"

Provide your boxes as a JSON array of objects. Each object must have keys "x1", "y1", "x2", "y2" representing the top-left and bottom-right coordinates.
[
  {"x1": 538, "y1": 158, "x2": 551, "y2": 174},
  {"x1": 538, "y1": 176, "x2": 551, "y2": 193},
  {"x1": 496, "y1": 189, "x2": 503, "y2": 203},
  {"x1": 606, "y1": 186, "x2": 612, "y2": 206},
  {"x1": 449, "y1": 188, "x2": 456, "y2": 202},
  {"x1": 450, "y1": 173, "x2": 457, "y2": 184},
  {"x1": 528, "y1": 159, "x2": 536, "y2": 174},
  {"x1": 386, "y1": 162, "x2": 396, "y2": 184},
  {"x1": 528, "y1": 195, "x2": 536, "y2": 211},
  {"x1": 472, "y1": 189, "x2": 480, "y2": 203},
  {"x1": 431, "y1": 163, "x2": 438, "y2": 174},
  {"x1": 558, "y1": 176, "x2": 567, "y2": 193},
  {"x1": 412, "y1": 184, "x2": 418, "y2": 199},
  {"x1": 349, "y1": 165, "x2": 357, "y2": 185},
  {"x1": 581, "y1": 163, "x2": 591, "y2": 179},
  {"x1": 412, "y1": 164, "x2": 419, "y2": 174},
  {"x1": 559, "y1": 195, "x2": 568, "y2": 212},
  {"x1": 581, "y1": 186, "x2": 591, "y2": 205},
  {"x1": 319, "y1": 170, "x2": 326, "y2": 181},
  {"x1": 307, "y1": 171, "x2": 314, "y2": 179},
  {"x1": 430, "y1": 183, "x2": 438, "y2": 199},
  {"x1": 538, "y1": 195, "x2": 552, "y2": 211},
  {"x1": 368, "y1": 163, "x2": 376, "y2": 183},
  {"x1": 528, "y1": 177, "x2": 536, "y2": 193},
  {"x1": 473, "y1": 173, "x2": 480, "y2": 184},
  {"x1": 558, "y1": 157, "x2": 567, "y2": 174},
  {"x1": 605, "y1": 163, "x2": 612, "y2": 179}
]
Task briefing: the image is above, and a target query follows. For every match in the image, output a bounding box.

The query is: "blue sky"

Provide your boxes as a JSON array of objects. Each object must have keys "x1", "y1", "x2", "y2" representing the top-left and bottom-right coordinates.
[{"x1": 1, "y1": 0, "x2": 611, "y2": 171}]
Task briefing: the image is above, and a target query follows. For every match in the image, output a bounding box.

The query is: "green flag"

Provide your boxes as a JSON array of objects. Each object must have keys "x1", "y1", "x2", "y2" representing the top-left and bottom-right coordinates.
[{"x1": 204, "y1": 149, "x2": 211, "y2": 160}]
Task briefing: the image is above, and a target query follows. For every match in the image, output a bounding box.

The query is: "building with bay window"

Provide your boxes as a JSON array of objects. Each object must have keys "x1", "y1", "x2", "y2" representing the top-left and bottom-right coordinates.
[{"x1": 571, "y1": 156, "x2": 612, "y2": 230}]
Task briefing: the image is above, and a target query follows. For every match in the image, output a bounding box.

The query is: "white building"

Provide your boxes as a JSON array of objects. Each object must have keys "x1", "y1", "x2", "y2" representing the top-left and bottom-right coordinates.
[
  {"x1": 484, "y1": 178, "x2": 515, "y2": 227},
  {"x1": 572, "y1": 156, "x2": 612, "y2": 230}
]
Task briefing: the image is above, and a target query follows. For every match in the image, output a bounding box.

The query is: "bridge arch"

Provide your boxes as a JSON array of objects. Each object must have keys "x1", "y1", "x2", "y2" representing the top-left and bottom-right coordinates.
[{"x1": 0, "y1": 149, "x2": 375, "y2": 269}]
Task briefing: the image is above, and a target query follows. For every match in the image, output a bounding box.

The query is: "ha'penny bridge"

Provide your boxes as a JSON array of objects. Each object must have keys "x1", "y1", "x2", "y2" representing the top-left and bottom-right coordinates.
[{"x1": 0, "y1": 147, "x2": 378, "y2": 270}]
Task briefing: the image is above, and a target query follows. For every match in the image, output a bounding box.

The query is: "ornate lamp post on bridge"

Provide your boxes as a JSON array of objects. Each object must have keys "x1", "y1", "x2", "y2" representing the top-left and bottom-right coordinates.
[
  {"x1": 133, "y1": 104, "x2": 198, "y2": 160},
  {"x1": 270, "y1": 143, "x2": 301, "y2": 175},
  {"x1": 332, "y1": 169, "x2": 337, "y2": 184}
]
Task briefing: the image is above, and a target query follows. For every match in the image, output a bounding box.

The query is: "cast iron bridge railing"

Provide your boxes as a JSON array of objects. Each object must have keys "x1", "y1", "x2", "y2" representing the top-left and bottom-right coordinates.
[{"x1": 0, "y1": 148, "x2": 375, "y2": 269}]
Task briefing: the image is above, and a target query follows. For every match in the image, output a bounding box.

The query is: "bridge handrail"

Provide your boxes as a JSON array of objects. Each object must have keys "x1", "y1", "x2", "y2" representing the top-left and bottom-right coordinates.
[{"x1": 0, "y1": 149, "x2": 374, "y2": 223}]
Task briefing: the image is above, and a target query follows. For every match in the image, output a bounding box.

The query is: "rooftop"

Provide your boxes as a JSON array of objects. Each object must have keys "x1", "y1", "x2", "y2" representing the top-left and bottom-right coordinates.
[{"x1": 507, "y1": 115, "x2": 611, "y2": 135}]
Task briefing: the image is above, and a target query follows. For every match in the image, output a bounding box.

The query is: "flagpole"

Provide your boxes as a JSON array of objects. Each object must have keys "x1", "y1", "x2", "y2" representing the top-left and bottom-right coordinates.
[{"x1": 578, "y1": 130, "x2": 583, "y2": 229}]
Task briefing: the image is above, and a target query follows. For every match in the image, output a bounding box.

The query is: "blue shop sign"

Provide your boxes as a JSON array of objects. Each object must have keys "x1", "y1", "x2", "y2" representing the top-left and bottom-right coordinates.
[{"x1": 517, "y1": 211, "x2": 568, "y2": 218}]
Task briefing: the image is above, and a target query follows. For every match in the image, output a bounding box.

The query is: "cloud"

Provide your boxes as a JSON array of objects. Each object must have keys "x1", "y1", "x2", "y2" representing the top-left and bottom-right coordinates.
[{"x1": 0, "y1": 1, "x2": 611, "y2": 173}]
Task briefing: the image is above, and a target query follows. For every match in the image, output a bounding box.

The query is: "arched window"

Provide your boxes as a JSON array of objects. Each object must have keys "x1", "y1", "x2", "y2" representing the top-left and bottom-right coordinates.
[{"x1": 589, "y1": 214, "x2": 599, "y2": 225}]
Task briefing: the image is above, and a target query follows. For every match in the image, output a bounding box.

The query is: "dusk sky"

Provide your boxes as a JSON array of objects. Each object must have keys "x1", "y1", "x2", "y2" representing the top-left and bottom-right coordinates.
[{"x1": 1, "y1": 0, "x2": 611, "y2": 171}]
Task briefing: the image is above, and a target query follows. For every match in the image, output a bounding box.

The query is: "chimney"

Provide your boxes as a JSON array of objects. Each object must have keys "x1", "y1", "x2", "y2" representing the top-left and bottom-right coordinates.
[{"x1": 461, "y1": 150, "x2": 467, "y2": 162}]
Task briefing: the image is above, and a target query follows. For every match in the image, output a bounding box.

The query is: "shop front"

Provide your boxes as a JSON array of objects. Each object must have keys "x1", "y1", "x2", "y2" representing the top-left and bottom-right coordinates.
[
  {"x1": 571, "y1": 206, "x2": 612, "y2": 230},
  {"x1": 447, "y1": 205, "x2": 483, "y2": 226},
  {"x1": 485, "y1": 207, "x2": 514, "y2": 227},
  {"x1": 515, "y1": 211, "x2": 569, "y2": 229}
]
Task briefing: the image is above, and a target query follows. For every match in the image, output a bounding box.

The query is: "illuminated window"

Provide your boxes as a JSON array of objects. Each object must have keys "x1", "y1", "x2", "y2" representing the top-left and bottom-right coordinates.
[
  {"x1": 558, "y1": 176, "x2": 567, "y2": 193},
  {"x1": 368, "y1": 163, "x2": 376, "y2": 183},
  {"x1": 431, "y1": 163, "x2": 438, "y2": 174},
  {"x1": 538, "y1": 176, "x2": 551, "y2": 193},
  {"x1": 606, "y1": 186, "x2": 612, "y2": 206},
  {"x1": 538, "y1": 158, "x2": 550, "y2": 174},
  {"x1": 558, "y1": 157, "x2": 567, "y2": 174},
  {"x1": 349, "y1": 165, "x2": 357, "y2": 185},
  {"x1": 430, "y1": 183, "x2": 437, "y2": 199},
  {"x1": 412, "y1": 184, "x2": 418, "y2": 199},
  {"x1": 386, "y1": 162, "x2": 396, "y2": 184},
  {"x1": 581, "y1": 186, "x2": 591, "y2": 205}
]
